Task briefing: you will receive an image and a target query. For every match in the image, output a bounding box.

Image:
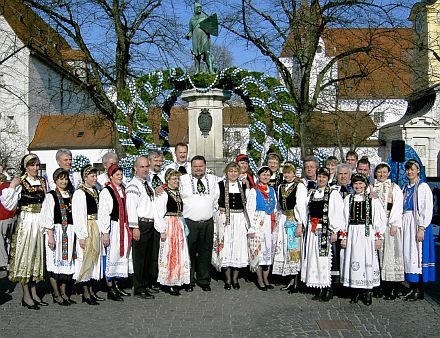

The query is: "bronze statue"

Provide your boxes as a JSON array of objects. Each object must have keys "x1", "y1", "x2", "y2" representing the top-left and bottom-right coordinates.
[{"x1": 186, "y1": 2, "x2": 218, "y2": 74}]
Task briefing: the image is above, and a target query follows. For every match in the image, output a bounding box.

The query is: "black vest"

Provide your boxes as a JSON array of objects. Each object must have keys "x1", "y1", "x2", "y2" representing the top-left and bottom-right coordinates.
[
  {"x1": 49, "y1": 191, "x2": 73, "y2": 224},
  {"x1": 83, "y1": 188, "x2": 98, "y2": 215},
  {"x1": 218, "y1": 181, "x2": 245, "y2": 209},
  {"x1": 105, "y1": 186, "x2": 124, "y2": 222},
  {"x1": 278, "y1": 182, "x2": 297, "y2": 211},
  {"x1": 19, "y1": 178, "x2": 45, "y2": 207},
  {"x1": 166, "y1": 195, "x2": 180, "y2": 213},
  {"x1": 349, "y1": 200, "x2": 370, "y2": 224},
  {"x1": 309, "y1": 199, "x2": 325, "y2": 219}
]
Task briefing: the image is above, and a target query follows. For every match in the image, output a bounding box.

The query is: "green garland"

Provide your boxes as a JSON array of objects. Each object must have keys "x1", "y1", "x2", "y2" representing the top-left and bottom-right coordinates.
[{"x1": 115, "y1": 67, "x2": 296, "y2": 171}]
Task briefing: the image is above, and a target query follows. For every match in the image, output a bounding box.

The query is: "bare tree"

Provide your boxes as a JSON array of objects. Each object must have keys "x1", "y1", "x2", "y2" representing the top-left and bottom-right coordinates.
[
  {"x1": 24, "y1": 0, "x2": 186, "y2": 120},
  {"x1": 219, "y1": 0, "x2": 414, "y2": 157}
]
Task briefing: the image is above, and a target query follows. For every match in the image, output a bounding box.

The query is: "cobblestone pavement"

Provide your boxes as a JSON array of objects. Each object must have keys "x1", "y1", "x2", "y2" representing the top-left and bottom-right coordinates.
[
  {"x1": 2, "y1": 243, "x2": 440, "y2": 338},
  {"x1": 1, "y1": 269, "x2": 439, "y2": 338}
]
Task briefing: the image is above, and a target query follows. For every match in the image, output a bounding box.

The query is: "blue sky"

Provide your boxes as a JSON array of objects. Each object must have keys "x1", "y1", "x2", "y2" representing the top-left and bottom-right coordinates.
[{"x1": 179, "y1": 0, "x2": 417, "y2": 76}]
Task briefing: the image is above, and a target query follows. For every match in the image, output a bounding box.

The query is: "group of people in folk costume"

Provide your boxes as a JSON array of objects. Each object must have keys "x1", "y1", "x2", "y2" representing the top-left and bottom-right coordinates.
[
  {"x1": 0, "y1": 144, "x2": 435, "y2": 310},
  {"x1": 212, "y1": 151, "x2": 435, "y2": 305}
]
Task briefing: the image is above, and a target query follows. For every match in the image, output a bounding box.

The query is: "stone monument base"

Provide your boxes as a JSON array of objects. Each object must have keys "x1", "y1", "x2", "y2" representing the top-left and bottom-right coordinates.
[{"x1": 181, "y1": 88, "x2": 231, "y2": 176}]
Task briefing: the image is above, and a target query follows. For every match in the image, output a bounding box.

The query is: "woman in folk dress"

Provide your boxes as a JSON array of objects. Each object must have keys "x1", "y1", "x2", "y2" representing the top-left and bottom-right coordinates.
[
  {"x1": 1, "y1": 154, "x2": 47, "y2": 310},
  {"x1": 98, "y1": 164, "x2": 133, "y2": 301},
  {"x1": 246, "y1": 166, "x2": 277, "y2": 291},
  {"x1": 301, "y1": 167, "x2": 344, "y2": 302},
  {"x1": 72, "y1": 165, "x2": 103, "y2": 305},
  {"x1": 154, "y1": 169, "x2": 190, "y2": 296},
  {"x1": 41, "y1": 168, "x2": 76, "y2": 306},
  {"x1": 340, "y1": 173, "x2": 386, "y2": 306},
  {"x1": 401, "y1": 159, "x2": 435, "y2": 301},
  {"x1": 370, "y1": 162, "x2": 404, "y2": 300},
  {"x1": 272, "y1": 162, "x2": 307, "y2": 293},
  {"x1": 212, "y1": 162, "x2": 250, "y2": 290}
]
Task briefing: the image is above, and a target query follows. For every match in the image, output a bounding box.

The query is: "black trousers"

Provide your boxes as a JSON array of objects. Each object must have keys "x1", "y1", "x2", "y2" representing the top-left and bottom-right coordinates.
[
  {"x1": 132, "y1": 220, "x2": 160, "y2": 293},
  {"x1": 185, "y1": 218, "x2": 214, "y2": 286},
  {"x1": 331, "y1": 239, "x2": 341, "y2": 284}
]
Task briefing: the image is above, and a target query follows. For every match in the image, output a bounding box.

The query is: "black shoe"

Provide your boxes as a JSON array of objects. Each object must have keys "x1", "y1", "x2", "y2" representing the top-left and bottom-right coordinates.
[
  {"x1": 91, "y1": 293, "x2": 105, "y2": 302},
  {"x1": 389, "y1": 284, "x2": 399, "y2": 300},
  {"x1": 0, "y1": 266, "x2": 7, "y2": 271},
  {"x1": 58, "y1": 298, "x2": 70, "y2": 306},
  {"x1": 201, "y1": 285, "x2": 211, "y2": 292},
  {"x1": 320, "y1": 288, "x2": 333, "y2": 302},
  {"x1": 406, "y1": 290, "x2": 424, "y2": 301},
  {"x1": 82, "y1": 295, "x2": 99, "y2": 305},
  {"x1": 33, "y1": 299, "x2": 49, "y2": 306},
  {"x1": 169, "y1": 287, "x2": 181, "y2": 296},
  {"x1": 361, "y1": 292, "x2": 372, "y2": 306},
  {"x1": 372, "y1": 287, "x2": 382, "y2": 298},
  {"x1": 146, "y1": 287, "x2": 160, "y2": 294},
  {"x1": 287, "y1": 283, "x2": 298, "y2": 294},
  {"x1": 312, "y1": 289, "x2": 324, "y2": 300},
  {"x1": 224, "y1": 283, "x2": 232, "y2": 290},
  {"x1": 108, "y1": 288, "x2": 124, "y2": 301},
  {"x1": 265, "y1": 284, "x2": 274, "y2": 290},
  {"x1": 257, "y1": 284, "x2": 267, "y2": 291},
  {"x1": 21, "y1": 299, "x2": 40, "y2": 310},
  {"x1": 350, "y1": 292, "x2": 360, "y2": 304},
  {"x1": 232, "y1": 282, "x2": 240, "y2": 290},
  {"x1": 403, "y1": 290, "x2": 416, "y2": 301},
  {"x1": 185, "y1": 285, "x2": 194, "y2": 292},
  {"x1": 134, "y1": 291, "x2": 155, "y2": 300},
  {"x1": 115, "y1": 284, "x2": 131, "y2": 297}
]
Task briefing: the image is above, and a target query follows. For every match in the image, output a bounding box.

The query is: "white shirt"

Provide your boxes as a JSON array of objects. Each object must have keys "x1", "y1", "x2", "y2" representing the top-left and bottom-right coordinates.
[
  {"x1": 125, "y1": 176, "x2": 155, "y2": 228},
  {"x1": 180, "y1": 173, "x2": 219, "y2": 221}
]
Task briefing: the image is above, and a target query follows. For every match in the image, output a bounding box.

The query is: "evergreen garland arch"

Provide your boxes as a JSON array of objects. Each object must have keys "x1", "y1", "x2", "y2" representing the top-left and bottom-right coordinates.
[{"x1": 116, "y1": 67, "x2": 297, "y2": 173}]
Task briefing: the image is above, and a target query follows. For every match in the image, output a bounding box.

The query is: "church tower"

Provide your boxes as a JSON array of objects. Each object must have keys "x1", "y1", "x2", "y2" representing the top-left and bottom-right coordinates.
[{"x1": 410, "y1": 0, "x2": 440, "y2": 91}]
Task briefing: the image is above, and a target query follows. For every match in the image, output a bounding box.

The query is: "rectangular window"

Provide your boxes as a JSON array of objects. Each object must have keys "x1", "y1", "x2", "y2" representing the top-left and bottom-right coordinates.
[{"x1": 373, "y1": 111, "x2": 385, "y2": 124}]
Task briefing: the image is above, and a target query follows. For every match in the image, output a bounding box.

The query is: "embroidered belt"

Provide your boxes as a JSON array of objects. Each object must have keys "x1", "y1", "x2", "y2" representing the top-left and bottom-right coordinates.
[
  {"x1": 139, "y1": 217, "x2": 154, "y2": 223},
  {"x1": 350, "y1": 221, "x2": 366, "y2": 225},
  {"x1": 87, "y1": 214, "x2": 97, "y2": 220},
  {"x1": 164, "y1": 212, "x2": 182, "y2": 216},
  {"x1": 20, "y1": 204, "x2": 42, "y2": 213},
  {"x1": 219, "y1": 207, "x2": 244, "y2": 213}
]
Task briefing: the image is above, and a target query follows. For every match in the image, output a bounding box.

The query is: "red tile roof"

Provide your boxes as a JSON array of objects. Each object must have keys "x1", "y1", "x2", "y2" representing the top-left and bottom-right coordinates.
[
  {"x1": 281, "y1": 27, "x2": 414, "y2": 99},
  {"x1": 28, "y1": 115, "x2": 115, "y2": 150},
  {"x1": 0, "y1": 0, "x2": 84, "y2": 70}
]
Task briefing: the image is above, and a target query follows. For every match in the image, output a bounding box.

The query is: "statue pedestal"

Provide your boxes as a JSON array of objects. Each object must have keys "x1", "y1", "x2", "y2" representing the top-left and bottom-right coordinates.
[{"x1": 181, "y1": 88, "x2": 231, "y2": 176}]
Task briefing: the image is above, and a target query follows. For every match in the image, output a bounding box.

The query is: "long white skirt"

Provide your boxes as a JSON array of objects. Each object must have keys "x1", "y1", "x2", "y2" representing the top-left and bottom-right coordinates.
[
  {"x1": 301, "y1": 224, "x2": 332, "y2": 288},
  {"x1": 215, "y1": 212, "x2": 249, "y2": 269},
  {"x1": 105, "y1": 220, "x2": 133, "y2": 278},
  {"x1": 402, "y1": 211, "x2": 422, "y2": 275},
  {"x1": 341, "y1": 224, "x2": 380, "y2": 289},
  {"x1": 158, "y1": 216, "x2": 190, "y2": 286},
  {"x1": 45, "y1": 223, "x2": 76, "y2": 275},
  {"x1": 272, "y1": 214, "x2": 301, "y2": 276},
  {"x1": 380, "y1": 225, "x2": 404, "y2": 281}
]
